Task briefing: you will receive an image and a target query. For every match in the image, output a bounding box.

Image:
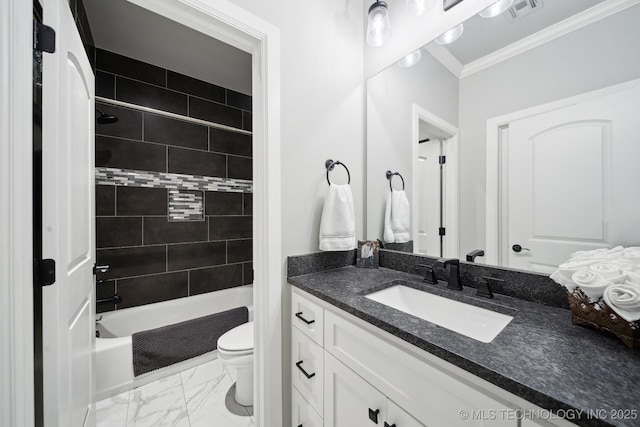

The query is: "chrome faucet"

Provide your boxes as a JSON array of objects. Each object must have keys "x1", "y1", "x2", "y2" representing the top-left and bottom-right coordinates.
[{"x1": 435, "y1": 258, "x2": 462, "y2": 291}]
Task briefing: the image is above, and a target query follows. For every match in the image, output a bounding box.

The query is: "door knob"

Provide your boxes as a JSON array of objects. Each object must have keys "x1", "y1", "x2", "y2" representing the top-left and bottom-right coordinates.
[{"x1": 512, "y1": 244, "x2": 530, "y2": 253}]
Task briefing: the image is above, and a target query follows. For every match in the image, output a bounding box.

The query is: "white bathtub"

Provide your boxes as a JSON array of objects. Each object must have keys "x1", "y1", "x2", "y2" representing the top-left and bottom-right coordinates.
[{"x1": 95, "y1": 285, "x2": 253, "y2": 400}]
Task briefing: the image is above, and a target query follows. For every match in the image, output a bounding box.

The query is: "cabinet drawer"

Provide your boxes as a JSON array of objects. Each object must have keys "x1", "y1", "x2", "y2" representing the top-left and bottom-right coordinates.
[
  {"x1": 292, "y1": 326, "x2": 324, "y2": 416},
  {"x1": 324, "y1": 310, "x2": 518, "y2": 427},
  {"x1": 292, "y1": 290, "x2": 324, "y2": 346},
  {"x1": 293, "y1": 386, "x2": 323, "y2": 427}
]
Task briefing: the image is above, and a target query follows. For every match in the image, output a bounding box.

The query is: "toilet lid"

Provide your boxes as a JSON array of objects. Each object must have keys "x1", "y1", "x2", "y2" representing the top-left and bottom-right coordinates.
[{"x1": 217, "y1": 321, "x2": 254, "y2": 352}]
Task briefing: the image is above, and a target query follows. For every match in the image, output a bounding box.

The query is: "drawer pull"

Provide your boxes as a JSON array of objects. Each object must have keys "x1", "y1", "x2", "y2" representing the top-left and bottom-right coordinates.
[
  {"x1": 369, "y1": 408, "x2": 380, "y2": 424},
  {"x1": 384, "y1": 423, "x2": 396, "y2": 427},
  {"x1": 295, "y1": 312, "x2": 315, "y2": 324},
  {"x1": 295, "y1": 360, "x2": 316, "y2": 379}
]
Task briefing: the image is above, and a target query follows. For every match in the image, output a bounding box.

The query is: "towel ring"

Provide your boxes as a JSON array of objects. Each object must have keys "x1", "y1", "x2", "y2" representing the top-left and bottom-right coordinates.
[
  {"x1": 325, "y1": 159, "x2": 351, "y2": 185},
  {"x1": 386, "y1": 171, "x2": 405, "y2": 191}
]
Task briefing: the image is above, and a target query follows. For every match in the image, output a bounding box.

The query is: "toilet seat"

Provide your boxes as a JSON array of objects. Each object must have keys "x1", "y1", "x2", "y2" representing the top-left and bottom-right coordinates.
[{"x1": 218, "y1": 321, "x2": 253, "y2": 353}]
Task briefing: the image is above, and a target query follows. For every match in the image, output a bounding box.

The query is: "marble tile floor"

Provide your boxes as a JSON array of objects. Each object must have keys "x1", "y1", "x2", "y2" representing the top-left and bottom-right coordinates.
[{"x1": 96, "y1": 358, "x2": 254, "y2": 427}]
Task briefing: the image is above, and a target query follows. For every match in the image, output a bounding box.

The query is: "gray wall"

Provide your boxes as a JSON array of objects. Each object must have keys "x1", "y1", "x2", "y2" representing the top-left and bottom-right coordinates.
[
  {"x1": 367, "y1": 51, "x2": 459, "y2": 241},
  {"x1": 457, "y1": 6, "x2": 640, "y2": 259}
]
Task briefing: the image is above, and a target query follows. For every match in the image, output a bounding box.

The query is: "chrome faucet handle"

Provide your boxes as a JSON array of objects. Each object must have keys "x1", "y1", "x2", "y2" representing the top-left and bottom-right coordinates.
[{"x1": 415, "y1": 264, "x2": 438, "y2": 285}]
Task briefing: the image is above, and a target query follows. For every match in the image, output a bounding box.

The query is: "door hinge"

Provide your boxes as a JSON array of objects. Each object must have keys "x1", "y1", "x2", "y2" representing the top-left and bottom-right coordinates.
[
  {"x1": 35, "y1": 259, "x2": 56, "y2": 287},
  {"x1": 439, "y1": 227, "x2": 446, "y2": 236},
  {"x1": 439, "y1": 155, "x2": 446, "y2": 165},
  {"x1": 33, "y1": 20, "x2": 56, "y2": 53}
]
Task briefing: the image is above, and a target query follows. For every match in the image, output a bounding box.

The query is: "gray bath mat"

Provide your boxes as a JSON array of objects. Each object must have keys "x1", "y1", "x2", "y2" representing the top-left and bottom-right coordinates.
[{"x1": 132, "y1": 306, "x2": 248, "y2": 376}]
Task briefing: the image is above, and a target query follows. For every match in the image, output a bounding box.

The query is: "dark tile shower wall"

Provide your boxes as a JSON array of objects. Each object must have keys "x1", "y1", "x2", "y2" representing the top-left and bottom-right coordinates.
[
  {"x1": 95, "y1": 48, "x2": 252, "y2": 132},
  {"x1": 94, "y1": 49, "x2": 252, "y2": 313}
]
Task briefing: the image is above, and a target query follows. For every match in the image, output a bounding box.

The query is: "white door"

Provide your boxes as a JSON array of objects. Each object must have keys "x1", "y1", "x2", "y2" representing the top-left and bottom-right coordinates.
[
  {"x1": 506, "y1": 82, "x2": 640, "y2": 272},
  {"x1": 415, "y1": 139, "x2": 441, "y2": 256},
  {"x1": 324, "y1": 352, "x2": 386, "y2": 427},
  {"x1": 42, "y1": 0, "x2": 96, "y2": 425}
]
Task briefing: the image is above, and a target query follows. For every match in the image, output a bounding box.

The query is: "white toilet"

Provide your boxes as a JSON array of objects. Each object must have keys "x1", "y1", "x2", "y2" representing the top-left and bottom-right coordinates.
[{"x1": 217, "y1": 321, "x2": 254, "y2": 406}]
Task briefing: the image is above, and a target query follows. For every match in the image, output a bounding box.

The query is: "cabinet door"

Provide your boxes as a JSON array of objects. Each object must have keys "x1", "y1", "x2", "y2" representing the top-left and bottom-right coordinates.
[
  {"x1": 325, "y1": 352, "x2": 386, "y2": 427},
  {"x1": 386, "y1": 399, "x2": 426, "y2": 427},
  {"x1": 292, "y1": 386, "x2": 323, "y2": 427},
  {"x1": 292, "y1": 327, "x2": 324, "y2": 415}
]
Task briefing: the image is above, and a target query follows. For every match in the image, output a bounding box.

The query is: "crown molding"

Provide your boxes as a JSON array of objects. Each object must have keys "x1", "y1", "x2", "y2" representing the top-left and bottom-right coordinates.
[
  {"x1": 425, "y1": 44, "x2": 464, "y2": 78},
  {"x1": 459, "y1": 0, "x2": 640, "y2": 79}
]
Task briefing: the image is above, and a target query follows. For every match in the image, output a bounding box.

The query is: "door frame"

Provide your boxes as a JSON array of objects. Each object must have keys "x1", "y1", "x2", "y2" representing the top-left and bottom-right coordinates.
[
  {"x1": 485, "y1": 78, "x2": 640, "y2": 266},
  {"x1": 411, "y1": 104, "x2": 459, "y2": 258},
  {"x1": 1, "y1": 0, "x2": 35, "y2": 426},
  {"x1": 1, "y1": 0, "x2": 283, "y2": 425}
]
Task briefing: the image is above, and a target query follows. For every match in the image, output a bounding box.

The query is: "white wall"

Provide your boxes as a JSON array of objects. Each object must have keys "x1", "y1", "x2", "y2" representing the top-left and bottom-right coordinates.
[
  {"x1": 229, "y1": 1, "x2": 364, "y2": 425},
  {"x1": 458, "y1": 5, "x2": 640, "y2": 259},
  {"x1": 233, "y1": 0, "x2": 365, "y2": 256},
  {"x1": 367, "y1": 51, "x2": 458, "y2": 241}
]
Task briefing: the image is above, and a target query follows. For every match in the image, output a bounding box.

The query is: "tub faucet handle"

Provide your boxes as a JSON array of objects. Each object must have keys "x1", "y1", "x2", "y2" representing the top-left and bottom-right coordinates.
[{"x1": 93, "y1": 264, "x2": 110, "y2": 275}]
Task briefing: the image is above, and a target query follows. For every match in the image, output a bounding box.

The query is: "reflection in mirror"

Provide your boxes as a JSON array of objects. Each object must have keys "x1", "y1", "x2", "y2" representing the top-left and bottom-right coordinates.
[{"x1": 366, "y1": 0, "x2": 640, "y2": 272}]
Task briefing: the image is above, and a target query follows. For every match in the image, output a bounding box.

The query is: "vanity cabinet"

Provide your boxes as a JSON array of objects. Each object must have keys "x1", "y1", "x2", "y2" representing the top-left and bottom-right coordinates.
[
  {"x1": 325, "y1": 351, "x2": 424, "y2": 427},
  {"x1": 291, "y1": 287, "x2": 575, "y2": 427}
]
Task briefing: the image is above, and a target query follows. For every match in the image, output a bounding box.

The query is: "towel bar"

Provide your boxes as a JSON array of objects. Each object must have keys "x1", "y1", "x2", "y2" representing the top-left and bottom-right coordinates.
[
  {"x1": 386, "y1": 170, "x2": 405, "y2": 191},
  {"x1": 325, "y1": 159, "x2": 351, "y2": 185}
]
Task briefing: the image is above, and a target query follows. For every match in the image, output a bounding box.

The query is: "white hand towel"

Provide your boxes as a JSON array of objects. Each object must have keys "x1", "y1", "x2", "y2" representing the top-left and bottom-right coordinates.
[
  {"x1": 319, "y1": 184, "x2": 356, "y2": 251},
  {"x1": 383, "y1": 190, "x2": 410, "y2": 243},
  {"x1": 571, "y1": 271, "x2": 612, "y2": 300},
  {"x1": 603, "y1": 284, "x2": 640, "y2": 322}
]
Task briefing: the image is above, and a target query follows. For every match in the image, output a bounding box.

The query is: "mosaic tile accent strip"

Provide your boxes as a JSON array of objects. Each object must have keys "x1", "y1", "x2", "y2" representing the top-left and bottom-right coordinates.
[
  {"x1": 168, "y1": 190, "x2": 204, "y2": 221},
  {"x1": 95, "y1": 167, "x2": 252, "y2": 193}
]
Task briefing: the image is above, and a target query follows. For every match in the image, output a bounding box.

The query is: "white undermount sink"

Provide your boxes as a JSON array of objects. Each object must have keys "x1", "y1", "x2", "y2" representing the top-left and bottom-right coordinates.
[{"x1": 365, "y1": 284, "x2": 514, "y2": 343}]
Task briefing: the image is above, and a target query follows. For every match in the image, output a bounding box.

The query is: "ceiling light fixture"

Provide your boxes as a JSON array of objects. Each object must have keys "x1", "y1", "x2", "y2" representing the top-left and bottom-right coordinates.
[
  {"x1": 435, "y1": 23, "x2": 464, "y2": 45},
  {"x1": 397, "y1": 49, "x2": 422, "y2": 68},
  {"x1": 367, "y1": 1, "x2": 392, "y2": 47},
  {"x1": 479, "y1": 0, "x2": 515, "y2": 18},
  {"x1": 406, "y1": 0, "x2": 436, "y2": 16}
]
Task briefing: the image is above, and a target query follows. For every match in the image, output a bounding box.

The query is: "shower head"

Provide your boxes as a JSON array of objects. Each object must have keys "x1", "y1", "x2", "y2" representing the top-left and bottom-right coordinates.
[{"x1": 96, "y1": 107, "x2": 118, "y2": 124}]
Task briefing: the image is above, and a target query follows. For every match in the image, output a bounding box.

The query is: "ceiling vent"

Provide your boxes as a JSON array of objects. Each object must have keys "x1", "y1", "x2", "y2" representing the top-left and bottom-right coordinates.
[{"x1": 505, "y1": 0, "x2": 544, "y2": 22}]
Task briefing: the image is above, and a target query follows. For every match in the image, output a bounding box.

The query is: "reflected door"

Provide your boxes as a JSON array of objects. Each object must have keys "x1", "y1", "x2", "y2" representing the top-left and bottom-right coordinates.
[
  {"x1": 416, "y1": 139, "x2": 442, "y2": 255},
  {"x1": 506, "y1": 82, "x2": 640, "y2": 272},
  {"x1": 42, "y1": 0, "x2": 96, "y2": 425}
]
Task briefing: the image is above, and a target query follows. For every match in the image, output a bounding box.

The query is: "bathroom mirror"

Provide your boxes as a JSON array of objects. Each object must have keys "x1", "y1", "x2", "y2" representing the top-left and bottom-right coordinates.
[{"x1": 366, "y1": 0, "x2": 640, "y2": 273}]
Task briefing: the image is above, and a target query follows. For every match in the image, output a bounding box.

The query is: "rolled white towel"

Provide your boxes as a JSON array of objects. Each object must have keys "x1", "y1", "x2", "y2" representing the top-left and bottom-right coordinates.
[
  {"x1": 550, "y1": 260, "x2": 599, "y2": 291},
  {"x1": 570, "y1": 248, "x2": 608, "y2": 260},
  {"x1": 571, "y1": 270, "x2": 613, "y2": 300},
  {"x1": 588, "y1": 263, "x2": 625, "y2": 281},
  {"x1": 623, "y1": 247, "x2": 640, "y2": 264},
  {"x1": 603, "y1": 284, "x2": 640, "y2": 322},
  {"x1": 626, "y1": 271, "x2": 640, "y2": 286}
]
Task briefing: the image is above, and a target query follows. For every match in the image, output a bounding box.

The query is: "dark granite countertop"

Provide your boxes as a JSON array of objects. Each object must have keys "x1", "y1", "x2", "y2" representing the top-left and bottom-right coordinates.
[{"x1": 288, "y1": 266, "x2": 640, "y2": 427}]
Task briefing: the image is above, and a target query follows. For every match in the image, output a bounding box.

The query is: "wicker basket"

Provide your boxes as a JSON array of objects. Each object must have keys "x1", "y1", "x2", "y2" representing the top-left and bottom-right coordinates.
[{"x1": 567, "y1": 288, "x2": 640, "y2": 349}]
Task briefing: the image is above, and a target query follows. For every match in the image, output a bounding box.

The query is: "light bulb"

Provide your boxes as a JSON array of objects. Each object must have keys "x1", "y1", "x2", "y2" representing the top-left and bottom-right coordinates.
[
  {"x1": 435, "y1": 23, "x2": 464, "y2": 45},
  {"x1": 367, "y1": 1, "x2": 392, "y2": 47},
  {"x1": 397, "y1": 49, "x2": 422, "y2": 68},
  {"x1": 406, "y1": 0, "x2": 436, "y2": 16},
  {"x1": 479, "y1": 0, "x2": 515, "y2": 18}
]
